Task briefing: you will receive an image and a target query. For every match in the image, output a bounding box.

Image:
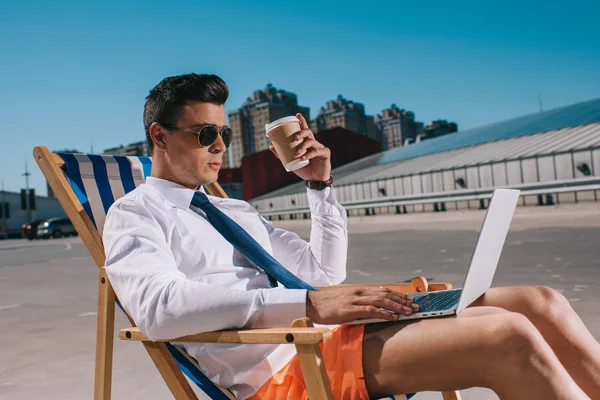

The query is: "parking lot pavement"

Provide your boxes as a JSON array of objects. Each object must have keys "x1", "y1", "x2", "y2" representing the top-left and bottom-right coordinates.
[{"x1": 0, "y1": 204, "x2": 599, "y2": 400}]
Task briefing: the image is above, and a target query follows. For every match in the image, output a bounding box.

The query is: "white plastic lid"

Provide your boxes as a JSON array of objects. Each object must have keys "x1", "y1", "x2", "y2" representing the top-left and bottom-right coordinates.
[
  {"x1": 265, "y1": 116, "x2": 300, "y2": 137},
  {"x1": 284, "y1": 159, "x2": 310, "y2": 172}
]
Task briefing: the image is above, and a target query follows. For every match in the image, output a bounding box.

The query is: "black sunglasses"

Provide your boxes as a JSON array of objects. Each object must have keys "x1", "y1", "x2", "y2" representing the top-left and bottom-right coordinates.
[{"x1": 164, "y1": 124, "x2": 233, "y2": 148}]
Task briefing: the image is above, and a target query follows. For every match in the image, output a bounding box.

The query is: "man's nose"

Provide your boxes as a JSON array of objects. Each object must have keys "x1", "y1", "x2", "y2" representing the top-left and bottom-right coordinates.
[{"x1": 209, "y1": 131, "x2": 226, "y2": 153}]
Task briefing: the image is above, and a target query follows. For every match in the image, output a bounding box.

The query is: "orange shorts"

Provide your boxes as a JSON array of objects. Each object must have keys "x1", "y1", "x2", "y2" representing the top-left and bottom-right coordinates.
[{"x1": 249, "y1": 324, "x2": 369, "y2": 400}]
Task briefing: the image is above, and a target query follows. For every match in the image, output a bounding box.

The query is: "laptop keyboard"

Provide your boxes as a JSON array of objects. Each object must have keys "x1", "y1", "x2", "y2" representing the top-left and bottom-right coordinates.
[{"x1": 414, "y1": 289, "x2": 462, "y2": 312}]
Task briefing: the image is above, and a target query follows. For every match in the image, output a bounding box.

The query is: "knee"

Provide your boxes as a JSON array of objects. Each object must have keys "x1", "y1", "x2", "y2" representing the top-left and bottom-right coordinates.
[
  {"x1": 482, "y1": 313, "x2": 559, "y2": 391},
  {"x1": 492, "y1": 312, "x2": 538, "y2": 344},
  {"x1": 487, "y1": 313, "x2": 545, "y2": 367},
  {"x1": 529, "y1": 286, "x2": 572, "y2": 320}
]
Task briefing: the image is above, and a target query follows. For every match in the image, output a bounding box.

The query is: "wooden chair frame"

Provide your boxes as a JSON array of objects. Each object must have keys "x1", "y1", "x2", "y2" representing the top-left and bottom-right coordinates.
[{"x1": 34, "y1": 145, "x2": 462, "y2": 400}]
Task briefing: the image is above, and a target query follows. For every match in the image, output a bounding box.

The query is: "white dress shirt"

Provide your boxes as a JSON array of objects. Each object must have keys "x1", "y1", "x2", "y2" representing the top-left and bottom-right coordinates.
[{"x1": 103, "y1": 177, "x2": 348, "y2": 399}]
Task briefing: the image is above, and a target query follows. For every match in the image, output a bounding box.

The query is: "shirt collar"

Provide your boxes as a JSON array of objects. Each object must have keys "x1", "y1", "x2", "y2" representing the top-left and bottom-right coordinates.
[{"x1": 145, "y1": 176, "x2": 206, "y2": 210}]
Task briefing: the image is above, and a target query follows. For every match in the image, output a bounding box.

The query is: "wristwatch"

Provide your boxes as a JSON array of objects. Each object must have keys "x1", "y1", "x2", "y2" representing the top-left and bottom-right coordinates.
[{"x1": 305, "y1": 175, "x2": 334, "y2": 190}]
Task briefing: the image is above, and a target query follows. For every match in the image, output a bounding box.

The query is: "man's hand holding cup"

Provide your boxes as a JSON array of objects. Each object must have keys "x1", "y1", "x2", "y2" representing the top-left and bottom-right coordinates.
[{"x1": 267, "y1": 113, "x2": 331, "y2": 182}]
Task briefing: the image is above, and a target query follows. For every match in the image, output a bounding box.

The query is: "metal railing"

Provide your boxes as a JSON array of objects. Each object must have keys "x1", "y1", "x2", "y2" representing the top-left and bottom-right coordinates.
[{"x1": 259, "y1": 177, "x2": 600, "y2": 218}]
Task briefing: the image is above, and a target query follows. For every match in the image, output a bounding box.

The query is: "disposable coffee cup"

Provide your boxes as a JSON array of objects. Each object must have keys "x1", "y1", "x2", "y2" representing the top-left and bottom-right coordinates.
[{"x1": 265, "y1": 116, "x2": 310, "y2": 172}]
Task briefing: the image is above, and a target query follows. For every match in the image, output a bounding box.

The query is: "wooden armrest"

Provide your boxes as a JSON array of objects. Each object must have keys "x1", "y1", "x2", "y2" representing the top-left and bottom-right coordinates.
[
  {"x1": 120, "y1": 326, "x2": 332, "y2": 345},
  {"x1": 318, "y1": 277, "x2": 453, "y2": 294}
]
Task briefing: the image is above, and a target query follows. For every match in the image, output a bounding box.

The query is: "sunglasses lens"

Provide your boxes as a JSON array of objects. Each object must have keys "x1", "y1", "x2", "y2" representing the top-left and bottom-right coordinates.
[
  {"x1": 221, "y1": 127, "x2": 232, "y2": 148},
  {"x1": 199, "y1": 126, "x2": 219, "y2": 146}
]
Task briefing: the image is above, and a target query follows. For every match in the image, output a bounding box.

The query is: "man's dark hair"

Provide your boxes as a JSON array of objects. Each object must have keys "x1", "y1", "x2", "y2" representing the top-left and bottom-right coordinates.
[{"x1": 143, "y1": 73, "x2": 229, "y2": 153}]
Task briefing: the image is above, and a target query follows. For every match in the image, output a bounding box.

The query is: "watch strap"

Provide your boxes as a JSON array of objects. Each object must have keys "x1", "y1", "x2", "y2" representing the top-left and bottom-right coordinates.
[{"x1": 305, "y1": 175, "x2": 334, "y2": 190}]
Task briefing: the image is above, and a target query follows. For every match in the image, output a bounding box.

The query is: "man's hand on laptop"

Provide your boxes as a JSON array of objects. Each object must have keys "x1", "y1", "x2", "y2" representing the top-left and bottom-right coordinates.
[{"x1": 306, "y1": 287, "x2": 420, "y2": 324}]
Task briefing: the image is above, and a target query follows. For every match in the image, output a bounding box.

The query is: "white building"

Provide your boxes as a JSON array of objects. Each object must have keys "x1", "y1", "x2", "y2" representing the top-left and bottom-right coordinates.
[{"x1": 0, "y1": 191, "x2": 66, "y2": 239}]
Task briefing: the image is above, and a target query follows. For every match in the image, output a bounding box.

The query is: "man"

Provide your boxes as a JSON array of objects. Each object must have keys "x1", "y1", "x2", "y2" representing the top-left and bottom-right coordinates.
[{"x1": 104, "y1": 73, "x2": 600, "y2": 399}]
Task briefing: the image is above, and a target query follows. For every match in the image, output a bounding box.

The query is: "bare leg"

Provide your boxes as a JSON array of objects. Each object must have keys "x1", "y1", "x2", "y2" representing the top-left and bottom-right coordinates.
[
  {"x1": 472, "y1": 286, "x2": 600, "y2": 398},
  {"x1": 363, "y1": 307, "x2": 589, "y2": 399}
]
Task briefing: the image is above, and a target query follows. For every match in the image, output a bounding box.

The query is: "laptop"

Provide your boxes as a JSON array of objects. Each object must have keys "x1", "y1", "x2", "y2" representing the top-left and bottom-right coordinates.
[{"x1": 349, "y1": 188, "x2": 521, "y2": 324}]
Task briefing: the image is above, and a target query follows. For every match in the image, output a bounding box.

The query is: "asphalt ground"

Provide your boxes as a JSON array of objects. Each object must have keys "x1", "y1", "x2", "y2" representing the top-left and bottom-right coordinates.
[{"x1": 1, "y1": 203, "x2": 599, "y2": 399}]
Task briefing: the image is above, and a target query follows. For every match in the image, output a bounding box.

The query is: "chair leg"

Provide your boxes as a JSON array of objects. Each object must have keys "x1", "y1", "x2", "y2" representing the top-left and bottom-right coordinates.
[
  {"x1": 442, "y1": 391, "x2": 462, "y2": 400},
  {"x1": 292, "y1": 318, "x2": 334, "y2": 400},
  {"x1": 95, "y1": 269, "x2": 197, "y2": 400},
  {"x1": 95, "y1": 269, "x2": 116, "y2": 400},
  {"x1": 143, "y1": 341, "x2": 198, "y2": 400}
]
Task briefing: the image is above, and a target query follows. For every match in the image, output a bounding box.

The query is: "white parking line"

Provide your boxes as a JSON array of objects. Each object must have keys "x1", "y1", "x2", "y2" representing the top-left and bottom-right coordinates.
[
  {"x1": 0, "y1": 303, "x2": 22, "y2": 311},
  {"x1": 78, "y1": 312, "x2": 97, "y2": 317}
]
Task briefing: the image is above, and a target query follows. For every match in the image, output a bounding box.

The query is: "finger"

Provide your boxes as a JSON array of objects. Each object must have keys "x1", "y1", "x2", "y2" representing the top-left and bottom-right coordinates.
[
  {"x1": 373, "y1": 288, "x2": 419, "y2": 309},
  {"x1": 370, "y1": 287, "x2": 408, "y2": 301},
  {"x1": 294, "y1": 138, "x2": 323, "y2": 155},
  {"x1": 293, "y1": 129, "x2": 314, "y2": 142},
  {"x1": 354, "y1": 296, "x2": 407, "y2": 315},
  {"x1": 406, "y1": 297, "x2": 420, "y2": 311},
  {"x1": 388, "y1": 292, "x2": 419, "y2": 311},
  {"x1": 391, "y1": 292, "x2": 420, "y2": 310},
  {"x1": 370, "y1": 287, "x2": 406, "y2": 295},
  {"x1": 369, "y1": 288, "x2": 418, "y2": 312},
  {"x1": 354, "y1": 295, "x2": 414, "y2": 315},
  {"x1": 269, "y1": 145, "x2": 280, "y2": 160},
  {"x1": 353, "y1": 305, "x2": 400, "y2": 321},
  {"x1": 300, "y1": 147, "x2": 330, "y2": 161},
  {"x1": 296, "y1": 113, "x2": 310, "y2": 130}
]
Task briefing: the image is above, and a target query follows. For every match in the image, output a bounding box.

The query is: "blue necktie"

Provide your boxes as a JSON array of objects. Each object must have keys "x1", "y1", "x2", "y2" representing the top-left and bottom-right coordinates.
[
  {"x1": 191, "y1": 192, "x2": 316, "y2": 291},
  {"x1": 191, "y1": 193, "x2": 407, "y2": 400}
]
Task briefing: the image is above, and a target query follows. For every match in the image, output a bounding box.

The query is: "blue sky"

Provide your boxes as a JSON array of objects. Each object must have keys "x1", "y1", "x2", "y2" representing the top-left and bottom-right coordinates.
[{"x1": 1, "y1": 0, "x2": 599, "y2": 195}]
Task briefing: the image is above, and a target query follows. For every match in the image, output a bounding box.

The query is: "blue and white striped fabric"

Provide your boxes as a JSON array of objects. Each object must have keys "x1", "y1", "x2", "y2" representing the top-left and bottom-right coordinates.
[
  {"x1": 58, "y1": 152, "x2": 231, "y2": 400},
  {"x1": 59, "y1": 153, "x2": 152, "y2": 236},
  {"x1": 58, "y1": 152, "x2": 417, "y2": 400}
]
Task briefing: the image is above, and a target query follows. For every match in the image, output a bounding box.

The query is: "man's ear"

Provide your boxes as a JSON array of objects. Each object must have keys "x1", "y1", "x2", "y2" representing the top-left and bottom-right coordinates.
[{"x1": 149, "y1": 122, "x2": 168, "y2": 151}]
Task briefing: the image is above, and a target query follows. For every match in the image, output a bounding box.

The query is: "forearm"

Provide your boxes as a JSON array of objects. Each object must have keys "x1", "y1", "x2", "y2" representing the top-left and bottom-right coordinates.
[
  {"x1": 307, "y1": 187, "x2": 348, "y2": 284},
  {"x1": 107, "y1": 265, "x2": 308, "y2": 340}
]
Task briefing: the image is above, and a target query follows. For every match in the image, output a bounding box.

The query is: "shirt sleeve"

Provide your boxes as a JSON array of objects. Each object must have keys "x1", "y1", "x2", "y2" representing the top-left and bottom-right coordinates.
[
  {"x1": 260, "y1": 186, "x2": 348, "y2": 287},
  {"x1": 103, "y1": 198, "x2": 307, "y2": 341}
]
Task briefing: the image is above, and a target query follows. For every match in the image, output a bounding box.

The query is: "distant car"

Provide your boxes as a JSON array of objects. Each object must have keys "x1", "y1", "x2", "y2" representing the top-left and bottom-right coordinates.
[
  {"x1": 21, "y1": 219, "x2": 46, "y2": 240},
  {"x1": 37, "y1": 217, "x2": 77, "y2": 239}
]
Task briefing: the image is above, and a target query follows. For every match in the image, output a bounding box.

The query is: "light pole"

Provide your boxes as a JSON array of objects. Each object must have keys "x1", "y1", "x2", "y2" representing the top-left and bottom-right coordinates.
[
  {"x1": 1, "y1": 180, "x2": 5, "y2": 235},
  {"x1": 23, "y1": 162, "x2": 32, "y2": 222}
]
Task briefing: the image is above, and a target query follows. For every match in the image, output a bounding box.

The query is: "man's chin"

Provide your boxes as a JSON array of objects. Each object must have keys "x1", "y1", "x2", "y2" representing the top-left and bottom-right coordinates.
[{"x1": 197, "y1": 170, "x2": 219, "y2": 186}]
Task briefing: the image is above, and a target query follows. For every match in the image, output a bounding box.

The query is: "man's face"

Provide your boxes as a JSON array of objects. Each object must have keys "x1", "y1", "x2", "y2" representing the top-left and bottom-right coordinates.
[{"x1": 157, "y1": 101, "x2": 228, "y2": 188}]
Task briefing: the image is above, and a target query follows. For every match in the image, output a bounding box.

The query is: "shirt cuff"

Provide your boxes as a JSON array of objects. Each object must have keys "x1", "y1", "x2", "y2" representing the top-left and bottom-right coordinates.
[
  {"x1": 307, "y1": 186, "x2": 345, "y2": 217},
  {"x1": 258, "y1": 288, "x2": 307, "y2": 327}
]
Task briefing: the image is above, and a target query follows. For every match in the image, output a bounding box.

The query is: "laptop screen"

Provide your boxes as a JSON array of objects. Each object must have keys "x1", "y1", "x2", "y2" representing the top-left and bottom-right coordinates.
[{"x1": 456, "y1": 189, "x2": 520, "y2": 312}]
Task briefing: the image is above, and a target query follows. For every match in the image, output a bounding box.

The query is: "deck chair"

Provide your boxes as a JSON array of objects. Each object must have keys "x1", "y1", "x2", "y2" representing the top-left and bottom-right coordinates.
[{"x1": 34, "y1": 145, "x2": 462, "y2": 400}]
